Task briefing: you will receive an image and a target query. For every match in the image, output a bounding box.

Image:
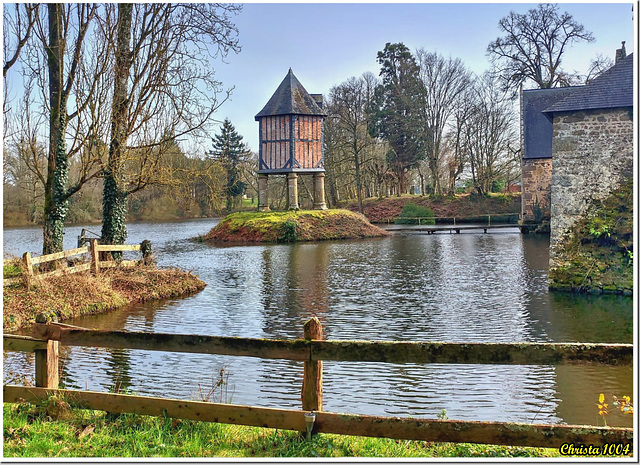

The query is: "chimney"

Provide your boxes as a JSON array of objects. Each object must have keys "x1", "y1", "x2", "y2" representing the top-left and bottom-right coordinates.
[
  {"x1": 311, "y1": 94, "x2": 323, "y2": 109},
  {"x1": 615, "y1": 41, "x2": 626, "y2": 64}
]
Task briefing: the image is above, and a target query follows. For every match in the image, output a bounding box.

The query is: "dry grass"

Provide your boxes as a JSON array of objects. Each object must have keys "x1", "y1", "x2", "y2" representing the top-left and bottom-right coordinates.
[{"x1": 3, "y1": 266, "x2": 206, "y2": 332}]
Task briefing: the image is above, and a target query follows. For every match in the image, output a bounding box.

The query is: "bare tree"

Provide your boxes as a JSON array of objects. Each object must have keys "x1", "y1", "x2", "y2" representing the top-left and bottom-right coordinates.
[
  {"x1": 3, "y1": 4, "x2": 39, "y2": 139},
  {"x1": 27, "y1": 4, "x2": 107, "y2": 254},
  {"x1": 487, "y1": 4, "x2": 594, "y2": 93},
  {"x1": 3, "y1": 4, "x2": 39, "y2": 77},
  {"x1": 326, "y1": 72, "x2": 379, "y2": 213},
  {"x1": 416, "y1": 49, "x2": 472, "y2": 194},
  {"x1": 584, "y1": 54, "x2": 614, "y2": 84},
  {"x1": 101, "y1": 3, "x2": 241, "y2": 245},
  {"x1": 465, "y1": 73, "x2": 518, "y2": 195},
  {"x1": 444, "y1": 83, "x2": 477, "y2": 194}
]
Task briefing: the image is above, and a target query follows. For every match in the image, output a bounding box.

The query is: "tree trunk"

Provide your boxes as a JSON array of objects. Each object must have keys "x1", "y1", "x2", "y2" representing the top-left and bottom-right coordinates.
[
  {"x1": 429, "y1": 158, "x2": 441, "y2": 195},
  {"x1": 42, "y1": 4, "x2": 68, "y2": 255},
  {"x1": 102, "y1": 3, "x2": 132, "y2": 246},
  {"x1": 354, "y1": 148, "x2": 363, "y2": 214}
]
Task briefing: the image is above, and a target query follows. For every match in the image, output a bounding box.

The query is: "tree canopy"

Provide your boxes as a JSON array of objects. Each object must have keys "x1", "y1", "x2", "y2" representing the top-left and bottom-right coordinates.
[
  {"x1": 487, "y1": 4, "x2": 594, "y2": 92},
  {"x1": 210, "y1": 118, "x2": 249, "y2": 211},
  {"x1": 370, "y1": 42, "x2": 429, "y2": 195}
]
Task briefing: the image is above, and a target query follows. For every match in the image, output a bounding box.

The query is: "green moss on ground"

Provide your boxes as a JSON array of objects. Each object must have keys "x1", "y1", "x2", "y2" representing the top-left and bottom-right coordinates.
[
  {"x1": 202, "y1": 209, "x2": 389, "y2": 243},
  {"x1": 549, "y1": 178, "x2": 633, "y2": 295}
]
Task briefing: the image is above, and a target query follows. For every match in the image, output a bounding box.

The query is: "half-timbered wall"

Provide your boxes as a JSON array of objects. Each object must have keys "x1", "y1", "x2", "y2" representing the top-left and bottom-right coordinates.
[
  {"x1": 260, "y1": 115, "x2": 291, "y2": 170},
  {"x1": 293, "y1": 115, "x2": 322, "y2": 170}
]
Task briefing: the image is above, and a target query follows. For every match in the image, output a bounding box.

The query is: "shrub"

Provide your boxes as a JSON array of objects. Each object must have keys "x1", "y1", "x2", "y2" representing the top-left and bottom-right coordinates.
[
  {"x1": 278, "y1": 220, "x2": 298, "y2": 242},
  {"x1": 395, "y1": 203, "x2": 435, "y2": 225}
]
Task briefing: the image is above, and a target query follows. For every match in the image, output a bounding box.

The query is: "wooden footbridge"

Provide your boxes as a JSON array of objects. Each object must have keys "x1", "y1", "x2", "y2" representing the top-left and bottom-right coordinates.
[
  {"x1": 389, "y1": 224, "x2": 536, "y2": 235},
  {"x1": 379, "y1": 214, "x2": 540, "y2": 235}
]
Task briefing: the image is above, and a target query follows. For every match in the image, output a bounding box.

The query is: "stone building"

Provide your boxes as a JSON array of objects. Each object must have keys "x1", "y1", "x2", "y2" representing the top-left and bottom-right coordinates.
[
  {"x1": 545, "y1": 51, "x2": 633, "y2": 267},
  {"x1": 254, "y1": 69, "x2": 327, "y2": 211},
  {"x1": 520, "y1": 87, "x2": 575, "y2": 224}
]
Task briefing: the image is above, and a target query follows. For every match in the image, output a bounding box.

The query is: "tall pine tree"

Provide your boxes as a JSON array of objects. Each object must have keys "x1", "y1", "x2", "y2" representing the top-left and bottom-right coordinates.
[
  {"x1": 210, "y1": 118, "x2": 247, "y2": 212},
  {"x1": 370, "y1": 43, "x2": 430, "y2": 195}
]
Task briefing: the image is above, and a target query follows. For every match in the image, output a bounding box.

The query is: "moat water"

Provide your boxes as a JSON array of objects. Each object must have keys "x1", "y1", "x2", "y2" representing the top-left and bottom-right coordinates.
[{"x1": 3, "y1": 219, "x2": 633, "y2": 427}]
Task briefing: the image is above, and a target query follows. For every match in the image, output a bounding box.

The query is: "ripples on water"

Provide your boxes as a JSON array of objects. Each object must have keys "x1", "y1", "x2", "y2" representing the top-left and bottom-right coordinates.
[{"x1": 3, "y1": 219, "x2": 633, "y2": 426}]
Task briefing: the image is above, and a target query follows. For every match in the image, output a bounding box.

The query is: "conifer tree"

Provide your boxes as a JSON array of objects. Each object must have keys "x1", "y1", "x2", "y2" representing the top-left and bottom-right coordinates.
[
  {"x1": 210, "y1": 118, "x2": 248, "y2": 212},
  {"x1": 370, "y1": 43, "x2": 429, "y2": 195}
]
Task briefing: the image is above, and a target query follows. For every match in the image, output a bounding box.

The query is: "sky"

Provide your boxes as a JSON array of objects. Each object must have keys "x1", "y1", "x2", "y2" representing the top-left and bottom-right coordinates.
[{"x1": 209, "y1": 2, "x2": 636, "y2": 153}]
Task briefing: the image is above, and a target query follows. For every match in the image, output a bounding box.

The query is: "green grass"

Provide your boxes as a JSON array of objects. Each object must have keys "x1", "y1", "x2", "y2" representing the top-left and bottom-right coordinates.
[
  {"x1": 3, "y1": 401, "x2": 562, "y2": 458},
  {"x1": 241, "y1": 198, "x2": 257, "y2": 208},
  {"x1": 3, "y1": 262, "x2": 22, "y2": 279}
]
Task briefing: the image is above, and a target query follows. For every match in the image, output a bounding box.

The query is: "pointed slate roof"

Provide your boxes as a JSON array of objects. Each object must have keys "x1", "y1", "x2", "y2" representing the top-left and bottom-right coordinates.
[
  {"x1": 543, "y1": 53, "x2": 633, "y2": 113},
  {"x1": 255, "y1": 69, "x2": 326, "y2": 120}
]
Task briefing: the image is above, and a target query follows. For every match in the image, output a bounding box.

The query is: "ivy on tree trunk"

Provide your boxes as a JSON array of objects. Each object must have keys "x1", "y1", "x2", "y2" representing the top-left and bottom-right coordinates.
[{"x1": 101, "y1": 3, "x2": 132, "y2": 247}]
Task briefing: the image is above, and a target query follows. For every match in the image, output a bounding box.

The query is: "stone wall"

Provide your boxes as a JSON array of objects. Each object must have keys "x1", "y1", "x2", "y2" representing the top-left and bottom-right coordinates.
[
  {"x1": 549, "y1": 107, "x2": 633, "y2": 268},
  {"x1": 521, "y1": 158, "x2": 552, "y2": 223}
]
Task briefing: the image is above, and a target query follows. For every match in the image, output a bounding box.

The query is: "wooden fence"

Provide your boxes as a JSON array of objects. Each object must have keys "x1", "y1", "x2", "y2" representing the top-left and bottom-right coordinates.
[
  {"x1": 3, "y1": 319, "x2": 633, "y2": 449},
  {"x1": 4, "y1": 240, "x2": 151, "y2": 288}
]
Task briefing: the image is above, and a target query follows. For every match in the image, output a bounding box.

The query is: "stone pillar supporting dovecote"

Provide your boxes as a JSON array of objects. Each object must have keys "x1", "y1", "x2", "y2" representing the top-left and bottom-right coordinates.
[
  {"x1": 313, "y1": 172, "x2": 327, "y2": 210},
  {"x1": 287, "y1": 173, "x2": 299, "y2": 210},
  {"x1": 258, "y1": 174, "x2": 270, "y2": 212}
]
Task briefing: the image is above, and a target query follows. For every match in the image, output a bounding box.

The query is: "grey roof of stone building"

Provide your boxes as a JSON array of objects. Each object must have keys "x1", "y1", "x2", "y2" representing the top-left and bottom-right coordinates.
[
  {"x1": 255, "y1": 69, "x2": 326, "y2": 120},
  {"x1": 522, "y1": 87, "x2": 576, "y2": 159},
  {"x1": 543, "y1": 53, "x2": 633, "y2": 113}
]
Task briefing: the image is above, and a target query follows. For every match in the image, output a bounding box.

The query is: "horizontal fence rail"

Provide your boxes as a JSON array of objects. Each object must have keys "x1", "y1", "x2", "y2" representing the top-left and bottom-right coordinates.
[
  {"x1": 390, "y1": 224, "x2": 532, "y2": 235},
  {"x1": 3, "y1": 319, "x2": 634, "y2": 450},
  {"x1": 29, "y1": 324, "x2": 634, "y2": 366},
  {"x1": 3, "y1": 386, "x2": 632, "y2": 449},
  {"x1": 377, "y1": 213, "x2": 521, "y2": 225}
]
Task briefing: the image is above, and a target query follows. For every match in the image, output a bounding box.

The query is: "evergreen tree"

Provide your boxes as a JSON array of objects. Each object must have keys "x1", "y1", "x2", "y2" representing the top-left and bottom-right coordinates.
[
  {"x1": 210, "y1": 118, "x2": 248, "y2": 211},
  {"x1": 369, "y1": 43, "x2": 429, "y2": 195}
]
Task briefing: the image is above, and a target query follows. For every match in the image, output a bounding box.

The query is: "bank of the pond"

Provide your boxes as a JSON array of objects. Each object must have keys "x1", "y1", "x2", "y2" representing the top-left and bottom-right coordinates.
[
  {"x1": 2, "y1": 401, "x2": 564, "y2": 458},
  {"x1": 201, "y1": 209, "x2": 389, "y2": 243},
  {"x1": 339, "y1": 193, "x2": 521, "y2": 224},
  {"x1": 2, "y1": 267, "x2": 206, "y2": 332},
  {"x1": 549, "y1": 178, "x2": 633, "y2": 295}
]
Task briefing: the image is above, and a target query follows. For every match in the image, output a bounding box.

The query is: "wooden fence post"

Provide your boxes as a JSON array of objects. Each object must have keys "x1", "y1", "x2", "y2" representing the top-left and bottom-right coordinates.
[
  {"x1": 22, "y1": 252, "x2": 34, "y2": 289},
  {"x1": 302, "y1": 317, "x2": 323, "y2": 412},
  {"x1": 141, "y1": 240, "x2": 153, "y2": 266},
  {"x1": 35, "y1": 339, "x2": 59, "y2": 389},
  {"x1": 90, "y1": 239, "x2": 100, "y2": 275}
]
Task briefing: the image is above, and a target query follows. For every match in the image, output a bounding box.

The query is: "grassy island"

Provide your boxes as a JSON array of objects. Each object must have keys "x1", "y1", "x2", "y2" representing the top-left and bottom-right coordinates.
[
  {"x1": 202, "y1": 209, "x2": 389, "y2": 243},
  {"x1": 3, "y1": 266, "x2": 206, "y2": 332}
]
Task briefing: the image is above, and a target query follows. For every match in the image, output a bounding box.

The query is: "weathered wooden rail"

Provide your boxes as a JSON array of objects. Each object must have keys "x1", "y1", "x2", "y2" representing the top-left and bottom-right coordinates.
[
  {"x1": 4, "y1": 240, "x2": 152, "y2": 288},
  {"x1": 378, "y1": 213, "x2": 521, "y2": 225},
  {"x1": 390, "y1": 224, "x2": 534, "y2": 235},
  {"x1": 3, "y1": 319, "x2": 633, "y2": 449}
]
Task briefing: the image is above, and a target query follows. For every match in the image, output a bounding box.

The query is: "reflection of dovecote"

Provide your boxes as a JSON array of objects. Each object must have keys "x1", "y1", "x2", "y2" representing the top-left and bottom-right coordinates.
[
  {"x1": 254, "y1": 69, "x2": 327, "y2": 211},
  {"x1": 542, "y1": 50, "x2": 634, "y2": 270}
]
